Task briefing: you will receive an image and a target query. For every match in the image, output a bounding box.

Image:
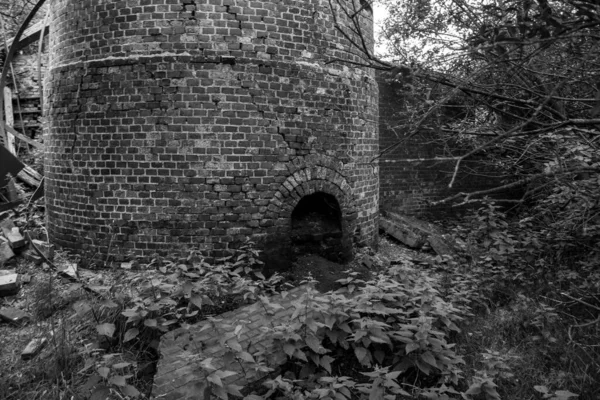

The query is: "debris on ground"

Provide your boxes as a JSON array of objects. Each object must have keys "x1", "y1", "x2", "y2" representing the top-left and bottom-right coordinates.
[
  {"x1": 21, "y1": 337, "x2": 47, "y2": 360},
  {"x1": 0, "y1": 272, "x2": 20, "y2": 296},
  {"x1": 379, "y1": 209, "x2": 457, "y2": 257},
  {"x1": 0, "y1": 307, "x2": 30, "y2": 324},
  {"x1": 0, "y1": 219, "x2": 26, "y2": 249},
  {"x1": 0, "y1": 236, "x2": 15, "y2": 263}
]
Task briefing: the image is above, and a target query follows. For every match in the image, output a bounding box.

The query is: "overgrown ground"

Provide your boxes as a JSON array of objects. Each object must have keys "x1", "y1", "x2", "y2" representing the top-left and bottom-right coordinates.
[{"x1": 1, "y1": 201, "x2": 599, "y2": 400}]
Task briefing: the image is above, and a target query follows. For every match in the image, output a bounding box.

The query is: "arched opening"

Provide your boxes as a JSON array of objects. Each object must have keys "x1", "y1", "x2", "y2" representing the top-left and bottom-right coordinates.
[{"x1": 290, "y1": 192, "x2": 348, "y2": 262}]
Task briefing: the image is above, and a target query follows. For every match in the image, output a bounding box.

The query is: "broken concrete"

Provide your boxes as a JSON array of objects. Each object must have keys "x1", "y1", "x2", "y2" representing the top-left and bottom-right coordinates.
[
  {"x1": 0, "y1": 273, "x2": 20, "y2": 296},
  {"x1": 379, "y1": 210, "x2": 456, "y2": 257},
  {"x1": 32, "y1": 239, "x2": 54, "y2": 260},
  {"x1": 0, "y1": 237, "x2": 15, "y2": 263},
  {"x1": 59, "y1": 263, "x2": 77, "y2": 279},
  {"x1": 0, "y1": 307, "x2": 29, "y2": 324},
  {"x1": 379, "y1": 216, "x2": 427, "y2": 248},
  {"x1": 23, "y1": 249, "x2": 43, "y2": 265},
  {"x1": 0, "y1": 219, "x2": 26, "y2": 249},
  {"x1": 21, "y1": 337, "x2": 47, "y2": 360}
]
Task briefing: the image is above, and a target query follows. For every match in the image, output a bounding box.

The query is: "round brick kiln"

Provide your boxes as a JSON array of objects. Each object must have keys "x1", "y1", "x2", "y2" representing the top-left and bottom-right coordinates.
[{"x1": 44, "y1": 0, "x2": 379, "y2": 262}]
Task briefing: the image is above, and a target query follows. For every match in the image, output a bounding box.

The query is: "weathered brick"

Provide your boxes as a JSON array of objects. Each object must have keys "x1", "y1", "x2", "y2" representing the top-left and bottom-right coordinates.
[{"x1": 45, "y1": 0, "x2": 378, "y2": 261}]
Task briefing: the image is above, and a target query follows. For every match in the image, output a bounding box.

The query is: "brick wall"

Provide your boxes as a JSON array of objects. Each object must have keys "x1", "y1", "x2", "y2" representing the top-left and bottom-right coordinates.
[
  {"x1": 378, "y1": 71, "x2": 509, "y2": 215},
  {"x1": 44, "y1": 0, "x2": 379, "y2": 260}
]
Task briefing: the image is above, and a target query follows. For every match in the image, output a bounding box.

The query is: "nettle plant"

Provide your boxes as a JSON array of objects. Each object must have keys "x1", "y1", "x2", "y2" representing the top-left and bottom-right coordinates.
[
  {"x1": 77, "y1": 243, "x2": 283, "y2": 399},
  {"x1": 247, "y1": 264, "x2": 472, "y2": 400}
]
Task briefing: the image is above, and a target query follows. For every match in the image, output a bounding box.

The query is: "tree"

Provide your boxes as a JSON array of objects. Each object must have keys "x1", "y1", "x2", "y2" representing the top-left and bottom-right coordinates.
[
  {"x1": 376, "y1": 0, "x2": 600, "y2": 203},
  {"x1": 327, "y1": 0, "x2": 600, "y2": 257}
]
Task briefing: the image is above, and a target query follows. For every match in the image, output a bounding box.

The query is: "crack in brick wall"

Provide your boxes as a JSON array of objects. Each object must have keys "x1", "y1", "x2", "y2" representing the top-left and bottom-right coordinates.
[{"x1": 45, "y1": 0, "x2": 379, "y2": 260}]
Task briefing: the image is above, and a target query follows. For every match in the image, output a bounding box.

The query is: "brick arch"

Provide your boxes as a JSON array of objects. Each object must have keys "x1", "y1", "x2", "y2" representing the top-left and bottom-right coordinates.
[{"x1": 266, "y1": 167, "x2": 358, "y2": 236}]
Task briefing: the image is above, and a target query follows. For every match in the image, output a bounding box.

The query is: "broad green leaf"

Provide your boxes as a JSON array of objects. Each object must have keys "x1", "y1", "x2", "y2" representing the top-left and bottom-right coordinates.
[
  {"x1": 405, "y1": 341, "x2": 420, "y2": 354},
  {"x1": 421, "y1": 351, "x2": 438, "y2": 368},
  {"x1": 415, "y1": 359, "x2": 431, "y2": 375},
  {"x1": 354, "y1": 347, "x2": 370, "y2": 365},
  {"x1": 237, "y1": 351, "x2": 255, "y2": 363},
  {"x1": 226, "y1": 339, "x2": 242, "y2": 352},
  {"x1": 100, "y1": 299, "x2": 118, "y2": 308},
  {"x1": 121, "y1": 384, "x2": 140, "y2": 397},
  {"x1": 200, "y1": 358, "x2": 217, "y2": 371},
  {"x1": 320, "y1": 355, "x2": 335, "y2": 374},
  {"x1": 227, "y1": 384, "x2": 244, "y2": 397},
  {"x1": 123, "y1": 328, "x2": 139, "y2": 342},
  {"x1": 465, "y1": 383, "x2": 482, "y2": 395},
  {"x1": 283, "y1": 342, "x2": 296, "y2": 357},
  {"x1": 374, "y1": 350, "x2": 385, "y2": 364},
  {"x1": 190, "y1": 295, "x2": 203, "y2": 309},
  {"x1": 96, "y1": 323, "x2": 116, "y2": 338},
  {"x1": 305, "y1": 335, "x2": 322, "y2": 354},
  {"x1": 144, "y1": 319, "x2": 157, "y2": 328},
  {"x1": 72, "y1": 300, "x2": 92, "y2": 317},
  {"x1": 215, "y1": 370, "x2": 238, "y2": 379},
  {"x1": 294, "y1": 349, "x2": 308, "y2": 362},
  {"x1": 212, "y1": 384, "x2": 228, "y2": 400},
  {"x1": 109, "y1": 375, "x2": 127, "y2": 387},
  {"x1": 90, "y1": 386, "x2": 111, "y2": 400},
  {"x1": 97, "y1": 367, "x2": 110, "y2": 379},
  {"x1": 207, "y1": 373, "x2": 223, "y2": 387}
]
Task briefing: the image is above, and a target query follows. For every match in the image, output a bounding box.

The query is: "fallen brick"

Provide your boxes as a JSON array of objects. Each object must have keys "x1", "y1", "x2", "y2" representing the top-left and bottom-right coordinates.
[
  {"x1": 59, "y1": 263, "x2": 78, "y2": 279},
  {"x1": 381, "y1": 211, "x2": 457, "y2": 256},
  {"x1": 427, "y1": 235, "x2": 455, "y2": 257},
  {"x1": 21, "y1": 337, "x2": 47, "y2": 360},
  {"x1": 32, "y1": 239, "x2": 54, "y2": 260},
  {"x1": 23, "y1": 249, "x2": 43, "y2": 265},
  {"x1": 0, "y1": 273, "x2": 20, "y2": 296},
  {"x1": 379, "y1": 216, "x2": 426, "y2": 248},
  {"x1": 0, "y1": 220, "x2": 26, "y2": 249},
  {"x1": 0, "y1": 237, "x2": 15, "y2": 263},
  {"x1": 0, "y1": 307, "x2": 30, "y2": 324}
]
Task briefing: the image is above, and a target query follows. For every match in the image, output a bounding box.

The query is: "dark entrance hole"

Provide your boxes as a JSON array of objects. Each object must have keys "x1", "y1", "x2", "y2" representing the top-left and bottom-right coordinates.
[{"x1": 290, "y1": 192, "x2": 348, "y2": 262}]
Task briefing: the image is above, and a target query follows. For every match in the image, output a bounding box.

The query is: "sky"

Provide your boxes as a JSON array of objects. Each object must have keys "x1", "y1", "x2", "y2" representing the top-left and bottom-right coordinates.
[{"x1": 373, "y1": 2, "x2": 389, "y2": 56}]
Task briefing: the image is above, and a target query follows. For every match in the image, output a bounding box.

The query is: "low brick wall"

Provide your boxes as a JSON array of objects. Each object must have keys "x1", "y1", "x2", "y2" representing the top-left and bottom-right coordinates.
[
  {"x1": 377, "y1": 72, "x2": 511, "y2": 215},
  {"x1": 44, "y1": 0, "x2": 379, "y2": 260}
]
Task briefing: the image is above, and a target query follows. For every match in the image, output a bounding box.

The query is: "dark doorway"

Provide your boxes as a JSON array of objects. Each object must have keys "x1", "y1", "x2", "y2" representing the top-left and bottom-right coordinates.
[{"x1": 290, "y1": 192, "x2": 349, "y2": 262}]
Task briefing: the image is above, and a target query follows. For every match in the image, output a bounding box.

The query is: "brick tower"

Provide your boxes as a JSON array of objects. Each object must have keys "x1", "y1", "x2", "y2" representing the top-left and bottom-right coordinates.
[{"x1": 44, "y1": 0, "x2": 379, "y2": 262}]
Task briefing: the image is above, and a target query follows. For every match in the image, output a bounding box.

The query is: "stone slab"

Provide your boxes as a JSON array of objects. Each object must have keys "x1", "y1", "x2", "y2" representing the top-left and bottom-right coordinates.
[
  {"x1": 0, "y1": 220, "x2": 26, "y2": 248},
  {"x1": 32, "y1": 239, "x2": 54, "y2": 260},
  {"x1": 379, "y1": 217, "x2": 426, "y2": 248},
  {"x1": 0, "y1": 273, "x2": 20, "y2": 296},
  {"x1": 381, "y1": 211, "x2": 456, "y2": 256},
  {"x1": 0, "y1": 237, "x2": 15, "y2": 263},
  {"x1": 23, "y1": 249, "x2": 43, "y2": 265},
  {"x1": 0, "y1": 307, "x2": 30, "y2": 324},
  {"x1": 22, "y1": 337, "x2": 47, "y2": 360}
]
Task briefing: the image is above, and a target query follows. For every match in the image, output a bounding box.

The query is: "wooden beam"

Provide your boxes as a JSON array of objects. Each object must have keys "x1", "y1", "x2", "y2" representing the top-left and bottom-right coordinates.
[
  {"x1": 3, "y1": 87, "x2": 15, "y2": 154},
  {"x1": 17, "y1": 166, "x2": 42, "y2": 188},
  {"x1": 5, "y1": 20, "x2": 50, "y2": 53},
  {"x1": 3, "y1": 123, "x2": 43, "y2": 150}
]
